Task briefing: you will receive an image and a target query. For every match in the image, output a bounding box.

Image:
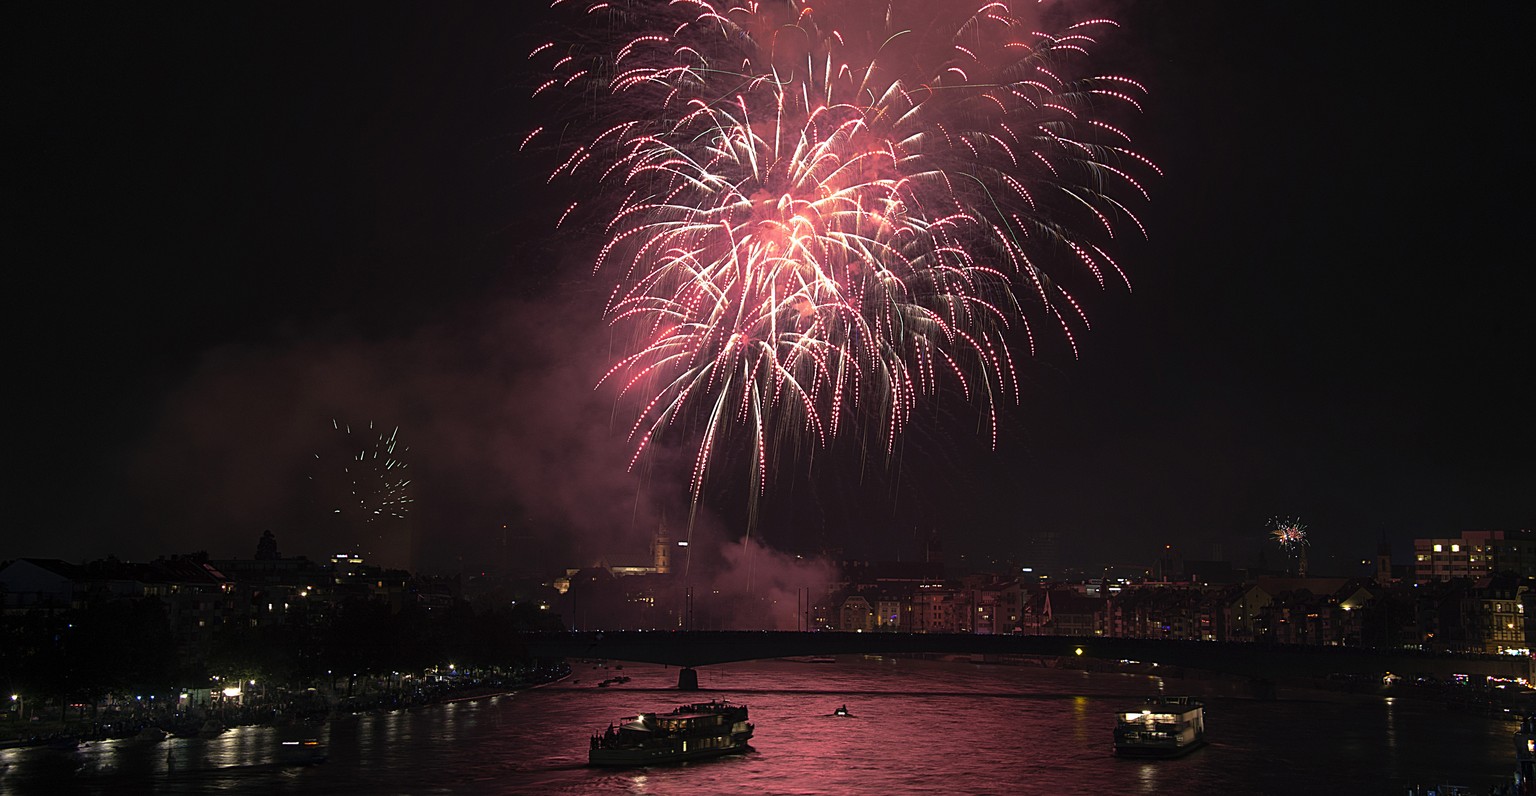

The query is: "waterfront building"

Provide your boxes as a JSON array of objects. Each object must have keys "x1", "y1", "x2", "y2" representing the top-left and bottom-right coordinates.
[
  {"x1": 874, "y1": 596, "x2": 903, "y2": 631},
  {"x1": 1, "y1": 555, "x2": 241, "y2": 657},
  {"x1": 839, "y1": 594, "x2": 874, "y2": 631},
  {"x1": 982, "y1": 580, "x2": 1025, "y2": 634},
  {"x1": 1262, "y1": 588, "x2": 1334, "y2": 645},
  {"x1": 1223, "y1": 583, "x2": 1270, "y2": 643},
  {"x1": 1020, "y1": 587, "x2": 1105, "y2": 637},
  {"x1": 1467, "y1": 574, "x2": 1527, "y2": 654},
  {"x1": 1107, "y1": 584, "x2": 1224, "y2": 641},
  {"x1": 906, "y1": 584, "x2": 961, "y2": 633},
  {"x1": 0, "y1": 558, "x2": 89, "y2": 611}
]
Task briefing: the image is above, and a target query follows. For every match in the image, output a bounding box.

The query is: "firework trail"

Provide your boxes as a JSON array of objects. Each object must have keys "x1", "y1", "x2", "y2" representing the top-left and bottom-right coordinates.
[
  {"x1": 1269, "y1": 517, "x2": 1309, "y2": 554},
  {"x1": 528, "y1": 1, "x2": 1157, "y2": 500},
  {"x1": 311, "y1": 419, "x2": 414, "y2": 533}
]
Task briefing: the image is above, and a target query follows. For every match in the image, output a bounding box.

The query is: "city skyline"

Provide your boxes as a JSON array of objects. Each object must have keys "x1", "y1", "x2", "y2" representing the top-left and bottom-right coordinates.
[{"x1": 9, "y1": 2, "x2": 1532, "y2": 575}]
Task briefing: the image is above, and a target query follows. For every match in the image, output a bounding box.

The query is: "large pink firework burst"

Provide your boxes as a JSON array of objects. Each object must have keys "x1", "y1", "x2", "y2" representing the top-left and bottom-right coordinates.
[{"x1": 528, "y1": 1, "x2": 1157, "y2": 499}]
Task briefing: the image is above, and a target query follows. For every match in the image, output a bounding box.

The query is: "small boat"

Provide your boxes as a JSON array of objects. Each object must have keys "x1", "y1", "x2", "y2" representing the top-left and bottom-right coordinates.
[
  {"x1": 1113, "y1": 696, "x2": 1206, "y2": 758},
  {"x1": 589, "y1": 699, "x2": 753, "y2": 767},
  {"x1": 833, "y1": 705, "x2": 852, "y2": 717},
  {"x1": 278, "y1": 738, "x2": 328, "y2": 765}
]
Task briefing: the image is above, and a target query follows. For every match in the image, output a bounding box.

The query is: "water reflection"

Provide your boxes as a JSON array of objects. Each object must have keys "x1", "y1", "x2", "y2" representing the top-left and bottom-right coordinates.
[
  {"x1": 1071, "y1": 695, "x2": 1090, "y2": 744},
  {"x1": 0, "y1": 659, "x2": 1515, "y2": 795},
  {"x1": 1385, "y1": 695, "x2": 1399, "y2": 774}
]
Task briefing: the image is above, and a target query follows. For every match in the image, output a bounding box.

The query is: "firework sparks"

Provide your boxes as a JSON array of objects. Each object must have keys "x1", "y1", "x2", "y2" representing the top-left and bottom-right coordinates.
[
  {"x1": 311, "y1": 419, "x2": 414, "y2": 526},
  {"x1": 1269, "y1": 517, "x2": 1309, "y2": 554},
  {"x1": 530, "y1": 1, "x2": 1156, "y2": 498}
]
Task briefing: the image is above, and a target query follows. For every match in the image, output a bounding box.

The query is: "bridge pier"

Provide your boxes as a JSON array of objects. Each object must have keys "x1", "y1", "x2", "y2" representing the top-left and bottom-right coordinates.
[{"x1": 678, "y1": 667, "x2": 699, "y2": 691}]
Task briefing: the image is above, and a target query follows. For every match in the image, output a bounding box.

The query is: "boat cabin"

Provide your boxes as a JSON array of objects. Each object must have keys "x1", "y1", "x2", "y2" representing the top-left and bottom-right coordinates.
[{"x1": 1113, "y1": 696, "x2": 1206, "y2": 757}]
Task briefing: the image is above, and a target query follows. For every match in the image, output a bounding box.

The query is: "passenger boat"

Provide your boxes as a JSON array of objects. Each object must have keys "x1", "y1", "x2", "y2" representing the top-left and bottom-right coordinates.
[
  {"x1": 1112, "y1": 696, "x2": 1206, "y2": 758},
  {"x1": 589, "y1": 699, "x2": 753, "y2": 766},
  {"x1": 277, "y1": 738, "x2": 328, "y2": 765}
]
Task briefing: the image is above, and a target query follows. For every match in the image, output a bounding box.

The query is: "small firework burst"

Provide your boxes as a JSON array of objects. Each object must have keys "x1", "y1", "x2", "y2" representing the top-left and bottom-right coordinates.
[
  {"x1": 1268, "y1": 517, "x2": 1309, "y2": 553},
  {"x1": 311, "y1": 419, "x2": 414, "y2": 525}
]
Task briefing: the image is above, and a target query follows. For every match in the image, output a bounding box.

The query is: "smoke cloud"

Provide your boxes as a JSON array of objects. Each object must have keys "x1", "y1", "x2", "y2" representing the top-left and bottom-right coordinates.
[{"x1": 121, "y1": 276, "x2": 838, "y2": 604}]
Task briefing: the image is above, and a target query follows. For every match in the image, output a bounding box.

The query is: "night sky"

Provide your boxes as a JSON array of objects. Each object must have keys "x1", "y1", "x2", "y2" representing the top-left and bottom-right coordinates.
[{"x1": 9, "y1": 2, "x2": 1532, "y2": 576}]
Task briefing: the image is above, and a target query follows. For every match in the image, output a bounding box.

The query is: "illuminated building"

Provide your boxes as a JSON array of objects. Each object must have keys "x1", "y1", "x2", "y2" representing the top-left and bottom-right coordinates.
[{"x1": 1413, "y1": 530, "x2": 1536, "y2": 582}]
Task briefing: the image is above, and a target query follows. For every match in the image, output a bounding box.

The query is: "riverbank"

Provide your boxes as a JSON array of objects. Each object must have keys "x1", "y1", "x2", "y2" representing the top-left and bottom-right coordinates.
[
  {"x1": 920, "y1": 650, "x2": 1536, "y2": 715},
  {"x1": 0, "y1": 661, "x2": 572, "y2": 750}
]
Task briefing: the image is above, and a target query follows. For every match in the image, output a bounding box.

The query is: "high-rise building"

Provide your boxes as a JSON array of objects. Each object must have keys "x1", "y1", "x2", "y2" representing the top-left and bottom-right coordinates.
[
  {"x1": 1019, "y1": 529, "x2": 1062, "y2": 577},
  {"x1": 1413, "y1": 530, "x2": 1536, "y2": 581}
]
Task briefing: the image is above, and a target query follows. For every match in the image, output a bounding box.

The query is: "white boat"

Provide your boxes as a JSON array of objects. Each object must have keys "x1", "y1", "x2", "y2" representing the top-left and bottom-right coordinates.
[
  {"x1": 1113, "y1": 696, "x2": 1206, "y2": 758},
  {"x1": 277, "y1": 738, "x2": 327, "y2": 765},
  {"x1": 589, "y1": 700, "x2": 753, "y2": 767}
]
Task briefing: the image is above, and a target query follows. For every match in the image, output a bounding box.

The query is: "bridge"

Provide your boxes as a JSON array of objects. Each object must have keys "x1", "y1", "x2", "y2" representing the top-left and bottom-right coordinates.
[{"x1": 523, "y1": 631, "x2": 1532, "y2": 689}]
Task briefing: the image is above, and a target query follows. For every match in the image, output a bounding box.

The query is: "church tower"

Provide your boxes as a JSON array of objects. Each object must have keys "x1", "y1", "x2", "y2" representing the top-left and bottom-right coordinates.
[{"x1": 653, "y1": 522, "x2": 672, "y2": 575}]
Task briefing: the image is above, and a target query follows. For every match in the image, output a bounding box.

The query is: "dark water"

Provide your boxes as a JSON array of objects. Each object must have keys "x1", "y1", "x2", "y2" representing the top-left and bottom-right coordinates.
[{"x1": 1, "y1": 656, "x2": 1516, "y2": 794}]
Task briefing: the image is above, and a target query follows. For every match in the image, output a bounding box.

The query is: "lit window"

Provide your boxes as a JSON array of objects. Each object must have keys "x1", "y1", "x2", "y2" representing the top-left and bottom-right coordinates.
[
  {"x1": 1451, "y1": 544, "x2": 1460, "y2": 553},
  {"x1": 1433, "y1": 544, "x2": 1443, "y2": 552}
]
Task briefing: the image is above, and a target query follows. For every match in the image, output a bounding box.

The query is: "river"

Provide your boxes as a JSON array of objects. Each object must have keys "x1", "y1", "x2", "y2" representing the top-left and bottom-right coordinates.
[{"x1": 0, "y1": 655, "x2": 1517, "y2": 794}]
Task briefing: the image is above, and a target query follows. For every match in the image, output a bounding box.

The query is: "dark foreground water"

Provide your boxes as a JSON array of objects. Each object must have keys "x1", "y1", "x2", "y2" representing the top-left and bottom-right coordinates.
[{"x1": 0, "y1": 656, "x2": 1517, "y2": 795}]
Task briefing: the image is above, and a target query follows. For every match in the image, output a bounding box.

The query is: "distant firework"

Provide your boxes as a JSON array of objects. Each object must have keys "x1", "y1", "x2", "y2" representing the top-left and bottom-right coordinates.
[
  {"x1": 1269, "y1": 517, "x2": 1309, "y2": 554},
  {"x1": 311, "y1": 419, "x2": 414, "y2": 528},
  {"x1": 528, "y1": 1, "x2": 1157, "y2": 498}
]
